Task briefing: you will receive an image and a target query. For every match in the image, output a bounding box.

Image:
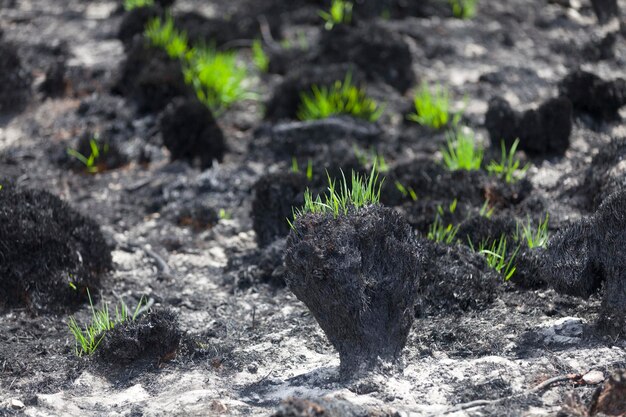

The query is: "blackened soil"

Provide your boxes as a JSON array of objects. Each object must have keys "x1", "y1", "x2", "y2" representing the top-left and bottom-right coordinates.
[{"x1": 0, "y1": 0, "x2": 625, "y2": 415}]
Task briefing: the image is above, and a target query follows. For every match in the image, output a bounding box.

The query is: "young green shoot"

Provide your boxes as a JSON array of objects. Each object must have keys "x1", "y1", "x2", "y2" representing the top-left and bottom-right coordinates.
[
  {"x1": 354, "y1": 146, "x2": 389, "y2": 173},
  {"x1": 395, "y1": 181, "x2": 417, "y2": 201},
  {"x1": 67, "y1": 290, "x2": 145, "y2": 357},
  {"x1": 67, "y1": 138, "x2": 107, "y2": 174},
  {"x1": 441, "y1": 129, "x2": 484, "y2": 171},
  {"x1": 218, "y1": 209, "x2": 232, "y2": 220},
  {"x1": 291, "y1": 158, "x2": 314, "y2": 181},
  {"x1": 319, "y1": 0, "x2": 353, "y2": 30},
  {"x1": 427, "y1": 214, "x2": 460, "y2": 244},
  {"x1": 487, "y1": 139, "x2": 530, "y2": 184},
  {"x1": 183, "y1": 44, "x2": 251, "y2": 115},
  {"x1": 469, "y1": 235, "x2": 519, "y2": 280},
  {"x1": 297, "y1": 73, "x2": 384, "y2": 122},
  {"x1": 479, "y1": 199, "x2": 494, "y2": 218},
  {"x1": 450, "y1": 0, "x2": 478, "y2": 19},
  {"x1": 515, "y1": 214, "x2": 550, "y2": 249},
  {"x1": 290, "y1": 164, "x2": 384, "y2": 226},
  {"x1": 145, "y1": 15, "x2": 189, "y2": 60},
  {"x1": 124, "y1": 0, "x2": 154, "y2": 11},
  {"x1": 252, "y1": 39, "x2": 269, "y2": 73},
  {"x1": 408, "y1": 82, "x2": 461, "y2": 129}
]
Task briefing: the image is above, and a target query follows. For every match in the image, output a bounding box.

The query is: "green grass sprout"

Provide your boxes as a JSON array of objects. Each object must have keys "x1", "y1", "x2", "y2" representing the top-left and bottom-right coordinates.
[
  {"x1": 479, "y1": 199, "x2": 494, "y2": 218},
  {"x1": 124, "y1": 0, "x2": 154, "y2": 11},
  {"x1": 395, "y1": 181, "x2": 418, "y2": 201},
  {"x1": 183, "y1": 44, "x2": 251, "y2": 115},
  {"x1": 407, "y1": 82, "x2": 461, "y2": 129},
  {"x1": 354, "y1": 146, "x2": 389, "y2": 173},
  {"x1": 145, "y1": 15, "x2": 189, "y2": 60},
  {"x1": 252, "y1": 39, "x2": 269, "y2": 73},
  {"x1": 291, "y1": 158, "x2": 314, "y2": 181},
  {"x1": 67, "y1": 137, "x2": 107, "y2": 174},
  {"x1": 290, "y1": 163, "x2": 384, "y2": 226},
  {"x1": 469, "y1": 235, "x2": 519, "y2": 280},
  {"x1": 487, "y1": 139, "x2": 530, "y2": 184},
  {"x1": 68, "y1": 290, "x2": 145, "y2": 357},
  {"x1": 515, "y1": 214, "x2": 550, "y2": 249},
  {"x1": 441, "y1": 129, "x2": 484, "y2": 171},
  {"x1": 427, "y1": 214, "x2": 460, "y2": 244},
  {"x1": 450, "y1": 0, "x2": 478, "y2": 19},
  {"x1": 319, "y1": 0, "x2": 353, "y2": 30},
  {"x1": 297, "y1": 73, "x2": 384, "y2": 122}
]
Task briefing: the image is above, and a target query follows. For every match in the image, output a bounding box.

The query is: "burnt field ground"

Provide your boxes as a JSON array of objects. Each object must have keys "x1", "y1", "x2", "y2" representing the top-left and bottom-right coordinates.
[{"x1": 0, "y1": 0, "x2": 625, "y2": 416}]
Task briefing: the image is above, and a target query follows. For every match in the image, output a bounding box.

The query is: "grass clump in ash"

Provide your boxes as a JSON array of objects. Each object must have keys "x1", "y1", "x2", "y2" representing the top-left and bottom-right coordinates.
[
  {"x1": 67, "y1": 290, "x2": 146, "y2": 357},
  {"x1": 515, "y1": 214, "x2": 549, "y2": 249},
  {"x1": 441, "y1": 128, "x2": 484, "y2": 171},
  {"x1": 319, "y1": 0, "x2": 353, "y2": 30},
  {"x1": 427, "y1": 199, "x2": 460, "y2": 244},
  {"x1": 183, "y1": 45, "x2": 251, "y2": 115},
  {"x1": 450, "y1": 0, "x2": 478, "y2": 19},
  {"x1": 145, "y1": 16, "x2": 251, "y2": 115},
  {"x1": 290, "y1": 164, "x2": 384, "y2": 225},
  {"x1": 124, "y1": 0, "x2": 154, "y2": 11},
  {"x1": 487, "y1": 139, "x2": 529, "y2": 184},
  {"x1": 408, "y1": 82, "x2": 461, "y2": 129},
  {"x1": 145, "y1": 15, "x2": 189, "y2": 60},
  {"x1": 469, "y1": 235, "x2": 519, "y2": 280},
  {"x1": 297, "y1": 73, "x2": 384, "y2": 122}
]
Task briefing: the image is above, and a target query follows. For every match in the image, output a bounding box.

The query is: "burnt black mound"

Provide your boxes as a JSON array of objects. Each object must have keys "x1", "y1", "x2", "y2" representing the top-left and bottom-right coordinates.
[
  {"x1": 581, "y1": 136, "x2": 626, "y2": 210},
  {"x1": 285, "y1": 205, "x2": 422, "y2": 376},
  {"x1": 97, "y1": 309, "x2": 182, "y2": 366},
  {"x1": 252, "y1": 171, "x2": 308, "y2": 247},
  {"x1": 485, "y1": 96, "x2": 572, "y2": 155},
  {"x1": 546, "y1": 188, "x2": 626, "y2": 335},
  {"x1": 160, "y1": 98, "x2": 226, "y2": 169},
  {"x1": 0, "y1": 185, "x2": 111, "y2": 312},
  {"x1": 113, "y1": 38, "x2": 189, "y2": 113},
  {"x1": 558, "y1": 70, "x2": 626, "y2": 121},
  {"x1": 316, "y1": 23, "x2": 414, "y2": 93},
  {"x1": 0, "y1": 39, "x2": 31, "y2": 114},
  {"x1": 419, "y1": 241, "x2": 501, "y2": 316}
]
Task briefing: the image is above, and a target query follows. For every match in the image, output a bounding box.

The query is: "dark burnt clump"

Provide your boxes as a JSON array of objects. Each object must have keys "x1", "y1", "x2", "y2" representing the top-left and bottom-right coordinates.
[
  {"x1": 252, "y1": 172, "x2": 308, "y2": 248},
  {"x1": 485, "y1": 96, "x2": 572, "y2": 156},
  {"x1": 285, "y1": 205, "x2": 422, "y2": 376},
  {"x1": 97, "y1": 309, "x2": 182, "y2": 365},
  {"x1": 118, "y1": 5, "x2": 163, "y2": 48},
  {"x1": 418, "y1": 241, "x2": 501, "y2": 316},
  {"x1": 159, "y1": 98, "x2": 226, "y2": 169},
  {"x1": 558, "y1": 70, "x2": 626, "y2": 121},
  {"x1": 113, "y1": 37, "x2": 189, "y2": 113},
  {"x1": 581, "y1": 136, "x2": 626, "y2": 210},
  {"x1": 545, "y1": 189, "x2": 626, "y2": 335},
  {"x1": 0, "y1": 39, "x2": 31, "y2": 114},
  {"x1": 0, "y1": 185, "x2": 112, "y2": 313}
]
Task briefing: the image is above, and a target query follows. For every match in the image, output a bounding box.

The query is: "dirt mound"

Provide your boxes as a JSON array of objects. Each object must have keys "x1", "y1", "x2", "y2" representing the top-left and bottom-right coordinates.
[
  {"x1": 97, "y1": 309, "x2": 181, "y2": 365},
  {"x1": 160, "y1": 98, "x2": 226, "y2": 169},
  {"x1": 581, "y1": 136, "x2": 626, "y2": 210},
  {"x1": 316, "y1": 23, "x2": 415, "y2": 93},
  {"x1": 113, "y1": 38, "x2": 190, "y2": 113},
  {"x1": 419, "y1": 241, "x2": 501, "y2": 316},
  {"x1": 118, "y1": 6, "x2": 163, "y2": 48},
  {"x1": 558, "y1": 70, "x2": 626, "y2": 121},
  {"x1": 546, "y1": 189, "x2": 626, "y2": 335},
  {"x1": 485, "y1": 96, "x2": 572, "y2": 155},
  {"x1": 252, "y1": 172, "x2": 308, "y2": 247},
  {"x1": 0, "y1": 40, "x2": 31, "y2": 114},
  {"x1": 0, "y1": 185, "x2": 111, "y2": 312},
  {"x1": 285, "y1": 205, "x2": 422, "y2": 376}
]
